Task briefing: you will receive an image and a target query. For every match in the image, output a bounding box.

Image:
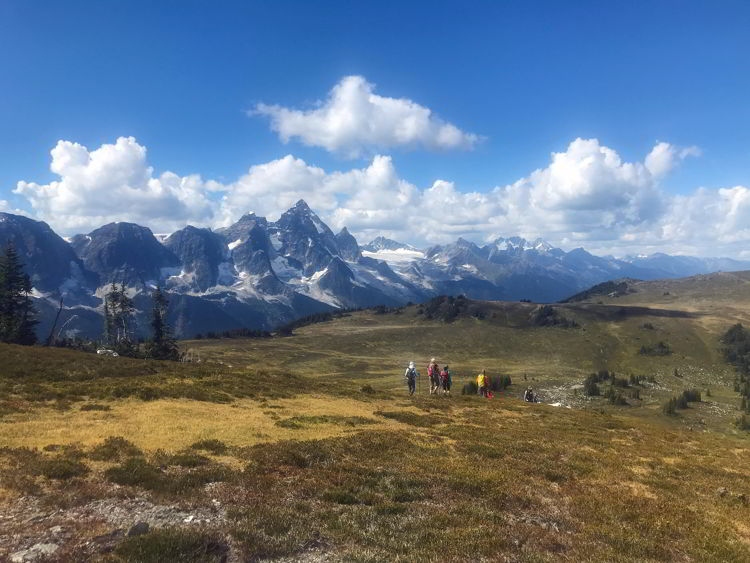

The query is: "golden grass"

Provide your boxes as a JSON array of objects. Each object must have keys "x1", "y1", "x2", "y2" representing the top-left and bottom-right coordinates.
[{"x1": 0, "y1": 395, "x2": 422, "y2": 451}]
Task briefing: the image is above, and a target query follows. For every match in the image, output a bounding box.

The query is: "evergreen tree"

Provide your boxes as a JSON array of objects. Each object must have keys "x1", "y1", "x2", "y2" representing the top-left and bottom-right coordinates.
[
  {"x1": 145, "y1": 286, "x2": 180, "y2": 361},
  {"x1": 103, "y1": 281, "x2": 136, "y2": 356},
  {"x1": 0, "y1": 244, "x2": 37, "y2": 345},
  {"x1": 103, "y1": 295, "x2": 115, "y2": 346}
]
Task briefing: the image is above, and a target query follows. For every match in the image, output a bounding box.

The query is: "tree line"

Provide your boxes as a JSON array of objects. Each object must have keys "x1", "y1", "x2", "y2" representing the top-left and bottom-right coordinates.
[
  {"x1": 0, "y1": 244, "x2": 179, "y2": 360},
  {"x1": 102, "y1": 282, "x2": 180, "y2": 361}
]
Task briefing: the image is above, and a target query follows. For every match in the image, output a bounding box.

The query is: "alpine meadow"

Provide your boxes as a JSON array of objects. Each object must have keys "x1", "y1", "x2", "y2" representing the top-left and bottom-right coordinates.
[{"x1": 2, "y1": 2, "x2": 750, "y2": 562}]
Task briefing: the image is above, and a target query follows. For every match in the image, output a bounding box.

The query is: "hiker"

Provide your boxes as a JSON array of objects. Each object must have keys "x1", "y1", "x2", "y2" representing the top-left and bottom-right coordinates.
[
  {"x1": 476, "y1": 369, "x2": 488, "y2": 397},
  {"x1": 440, "y1": 365, "x2": 452, "y2": 395},
  {"x1": 404, "y1": 361, "x2": 418, "y2": 396},
  {"x1": 523, "y1": 387, "x2": 536, "y2": 402},
  {"x1": 428, "y1": 358, "x2": 440, "y2": 394}
]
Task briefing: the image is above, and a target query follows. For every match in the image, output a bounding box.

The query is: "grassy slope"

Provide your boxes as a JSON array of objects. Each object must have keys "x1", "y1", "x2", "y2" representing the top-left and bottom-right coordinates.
[{"x1": 1, "y1": 274, "x2": 750, "y2": 561}]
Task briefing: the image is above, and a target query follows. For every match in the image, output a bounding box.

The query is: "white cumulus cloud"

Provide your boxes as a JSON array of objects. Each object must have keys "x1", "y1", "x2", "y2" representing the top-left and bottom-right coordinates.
[
  {"x1": 252, "y1": 75, "x2": 481, "y2": 158},
  {"x1": 14, "y1": 137, "x2": 218, "y2": 234},
  {"x1": 16, "y1": 135, "x2": 750, "y2": 258}
]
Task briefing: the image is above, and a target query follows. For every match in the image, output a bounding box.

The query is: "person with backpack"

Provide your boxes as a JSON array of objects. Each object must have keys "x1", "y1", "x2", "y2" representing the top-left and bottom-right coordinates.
[
  {"x1": 440, "y1": 365, "x2": 452, "y2": 395},
  {"x1": 427, "y1": 358, "x2": 440, "y2": 394},
  {"x1": 476, "y1": 370, "x2": 486, "y2": 397},
  {"x1": 404, "y1": 361, "x2": 418, "y2": 396},
  {"x1": 524, "y1": 387, "x2": 537, "y2": 403}
]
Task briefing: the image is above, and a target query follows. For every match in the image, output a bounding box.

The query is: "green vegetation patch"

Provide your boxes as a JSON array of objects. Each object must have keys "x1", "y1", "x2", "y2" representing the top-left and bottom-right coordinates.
[
  {"x1": 275, "y1": 415, "x2": 377, "y2": 429},
  {"x1": 89, "y1": 436, "x2": 143, "y2": 461},
  {"x1": 105, "y1": 456, "x2": 231, "y2": 494},
  {"x1": 190, "y1": 439, "x2": 229, "y2": 455},
  {"x1": 114, "y1": 528, "x2": 228, "y2": 563},
  {"x1": 34, "y1": 457, "x2": 90, "y2": 480},
  {"x1": 374, "y1": 410, "x2": 448, "y2": 427},
  {"x1": 80, "y1": 403, "x2": 111, "y2": 411}
]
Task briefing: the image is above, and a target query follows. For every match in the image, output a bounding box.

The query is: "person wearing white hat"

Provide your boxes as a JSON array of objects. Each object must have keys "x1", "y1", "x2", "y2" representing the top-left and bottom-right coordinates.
[{"x1": 404, "y1": 361, "x2": 418, "y2": 396}]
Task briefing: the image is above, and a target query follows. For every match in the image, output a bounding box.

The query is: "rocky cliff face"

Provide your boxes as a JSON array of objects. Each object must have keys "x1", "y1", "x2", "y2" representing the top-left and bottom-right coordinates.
[
  {"x1": 0, "y1": 213, "x2": 94, "y2": 295},
  {"x1": 71, "y1": 222, "x2": 179, "y2": 286},
  {"x1": 163, "y1": 226, "x2": 226, "y2": 292}
]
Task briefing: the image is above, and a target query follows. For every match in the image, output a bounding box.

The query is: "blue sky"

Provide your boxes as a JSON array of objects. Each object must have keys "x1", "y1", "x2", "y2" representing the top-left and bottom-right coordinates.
[{"x1": 1, "y1": 1, "x2": 749, "y2": 256}]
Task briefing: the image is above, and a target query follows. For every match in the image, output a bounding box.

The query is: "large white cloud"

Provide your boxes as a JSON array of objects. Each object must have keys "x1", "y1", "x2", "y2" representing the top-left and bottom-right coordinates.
[
  {"x1": 14, "y1": 137, "x2": 218, "y2": 234},
  {"x1": 15, "y1": 135, "x2": 750, "y2": 257},
  {"x1": 252, "y1": 76, "x2": 481, "y2": 158},
  {"x1": 216, "y1": 138, "x2": 703, "y2": 251}
]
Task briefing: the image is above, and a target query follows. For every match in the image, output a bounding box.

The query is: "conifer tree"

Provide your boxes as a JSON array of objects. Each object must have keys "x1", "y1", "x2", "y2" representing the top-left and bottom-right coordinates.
[
  {"x1": 102, "y1": 281, "x2": 136, "y2": 355},
  {"x1": 145, "y1": 285, "x2": 179, "y2": 361},
  {"x1": 0, "y1": 244, "x2": 38, "y2": 345},
  {"x1": 102, "y1": 294, "x2": 115, "y2": 346}
]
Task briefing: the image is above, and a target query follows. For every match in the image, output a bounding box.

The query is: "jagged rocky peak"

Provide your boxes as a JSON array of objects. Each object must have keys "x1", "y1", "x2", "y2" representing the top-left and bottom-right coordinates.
[
  {"x1": 218, "y1": 212, "x2": 268, "y2": 240},
  {"x1": 270, "y1": 199, "x2": 340, "y2": 276},
  {"x1": 362, "y1": 236, "x2": 416, "y2": 252},
  {"x1": 0, "y1": 212, "x2": 95, "y2": 293},
  {"x1": 493, "y1": 236, "x2": 554, "y2": 253},
  {"x1": 218, "y1": 213, "x2": 274, "y2": 277},
  {"x1": 335, "y1": 227, "x2": 361, "y2": 261},
  {"x1": 276, "y1": 199, "x2": 334, "y2": 237},
  {"x1": 163, "y1": 226, "x2": 226, "y2": 291},
  {"x1": 455, "y1": 237, "x2": 481, "y2": 250},
  {"x1": 71, "y1": 221, "x2": 179, "y2": 286}
]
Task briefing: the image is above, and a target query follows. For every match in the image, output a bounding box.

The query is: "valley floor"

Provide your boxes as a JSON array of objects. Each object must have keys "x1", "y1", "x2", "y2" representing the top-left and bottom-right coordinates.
[{"x1": 1, "y1": 296, "x2": 749, "y2": 561}]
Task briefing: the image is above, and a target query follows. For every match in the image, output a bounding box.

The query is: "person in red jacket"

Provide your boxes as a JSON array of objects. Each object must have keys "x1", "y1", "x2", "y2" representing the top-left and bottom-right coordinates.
[
  {"x1": 440, "y1": 365, "x2": 452, "y2": 395},
  {"x1": 427, "y1": 358, "x2": 440, "y2": 394}
]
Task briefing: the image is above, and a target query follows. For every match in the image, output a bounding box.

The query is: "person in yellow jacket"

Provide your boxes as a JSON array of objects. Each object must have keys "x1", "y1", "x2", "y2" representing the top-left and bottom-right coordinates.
[{"x1": 476, "y1": 369, "x2": 488, "y2": 397}]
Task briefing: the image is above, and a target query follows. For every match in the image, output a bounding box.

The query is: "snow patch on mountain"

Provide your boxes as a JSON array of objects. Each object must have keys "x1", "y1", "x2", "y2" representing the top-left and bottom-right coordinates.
[{"x1": 361, "y1": 248, "x2": 425, "y2": 263}]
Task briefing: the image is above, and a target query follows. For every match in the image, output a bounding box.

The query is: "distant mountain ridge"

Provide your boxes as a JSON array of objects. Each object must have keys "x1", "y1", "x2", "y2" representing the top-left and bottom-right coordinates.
[{"x1": 2, "y1": 205, "x2": 749, "y2": 340}]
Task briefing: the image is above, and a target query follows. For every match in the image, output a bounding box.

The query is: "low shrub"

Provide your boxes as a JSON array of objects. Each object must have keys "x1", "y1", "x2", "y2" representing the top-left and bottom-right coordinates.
[
  {"x1": 80, "y1": 403, "x2": 111, "y2": 411},
  {"x1": 629, "y1": 374, "x2": 649, "y2": 386},
  {"x1": 275, "y1": 415, "x2": 376, "y2": 429},
  {"x1": 35, "y1": 457, "x2": 89, "y2": 480},
  {"x1": 164, "y1": 452, "x2": 211, "y2": 468},
  {"x1": 321, "y1": 489, "x2": 359, "y2": 505},
  {"x1": 663, "y1": 397, "x2": 677, "y2": 416},
  {"x1": 190, "y1": 439, "x2": 228, "y2": 456},
  {"x1": 529, "y1": 305, "x2": 579, "y2": 328},
  {"x1": 640, "y1": 341, "x2": 672, "y2": 356},
  {"x1": 90, "y1": 436, "x2": 143, "y2": 461},
  {"x1": 375, "y1": 502, "x2": 408, "y2": 515},
  {"x1": 105, "y1": 457, "x2": 163, "y2": 489},
  {"x1": 114, "y1": 528, "x2": 228, "y2": 563},
  {"x1": 488, "y1": 374, "x2": 512, "y2": 392},
  {"x1": 583, "y1": 372, "x2": 608, "y2": 396},
  {"x1": 604, "y1": 387, "x2": 627, "y2": 406},
  {"x1": 682, "y1": 389, "x2": 702, "y2": 403},
  {"x1": 375, "y1": 410, "x2": 446, "y2": 427}
]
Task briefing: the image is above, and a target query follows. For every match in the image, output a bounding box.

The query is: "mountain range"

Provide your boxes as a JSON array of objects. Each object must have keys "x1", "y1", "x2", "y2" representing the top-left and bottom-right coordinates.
[{"x1": 2, "y1": 201, "x2": 749, "y2": 340}]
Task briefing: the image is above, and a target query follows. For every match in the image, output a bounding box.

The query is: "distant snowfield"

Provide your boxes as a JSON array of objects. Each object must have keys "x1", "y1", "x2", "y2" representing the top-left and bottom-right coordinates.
[{"x1": 361, "y1": 248, "x2": 425, "y2": 263}]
